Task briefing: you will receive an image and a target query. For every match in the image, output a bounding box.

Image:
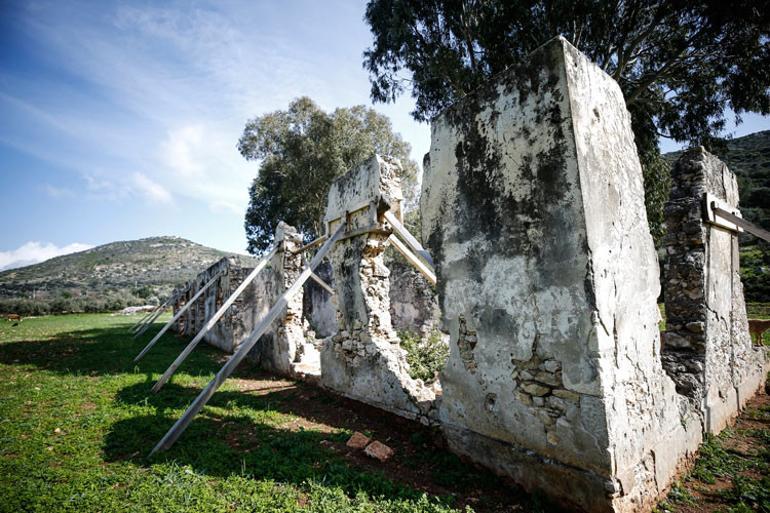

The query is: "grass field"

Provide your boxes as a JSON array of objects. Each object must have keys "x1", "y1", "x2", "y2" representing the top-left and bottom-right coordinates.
[
  {"x1": 0, "y1": 313, "x2": 767, "y2": 513},
  {"x1": 0, "y1": 313, "x2": 542, "y2": 513}
]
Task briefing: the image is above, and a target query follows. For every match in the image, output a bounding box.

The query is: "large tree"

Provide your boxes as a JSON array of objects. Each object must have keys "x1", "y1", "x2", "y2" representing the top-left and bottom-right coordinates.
[
  {"x1": 363, "y1": 0, "x2": 770, "y2": 242},
  {"x1": 239, "y1": 97, "x2": 419, "y2": 253}
]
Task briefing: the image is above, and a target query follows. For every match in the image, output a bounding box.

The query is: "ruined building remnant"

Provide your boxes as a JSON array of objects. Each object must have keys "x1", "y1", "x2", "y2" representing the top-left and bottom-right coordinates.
[
  {"x1": 173, "y1": 255, "x2": 258, "y2": 353},
  {"x1": 172, "y1": 224, "x2": 320, "y2": 379},
  {"x1": 663, "y1": 147, "x2": 766, "y2": 433},
  {"x1": 153, "y1": 37, "x2": 766, "y2": 513},
  {"x1": 420, "y1": 36, "x2": 766, "y2": 513},
  {"x1": 246, "y1": 222, "x2": 322, "y2": 378},
  {"x1": 319, "y1": 155, "x2": 438, "y2": 422}
]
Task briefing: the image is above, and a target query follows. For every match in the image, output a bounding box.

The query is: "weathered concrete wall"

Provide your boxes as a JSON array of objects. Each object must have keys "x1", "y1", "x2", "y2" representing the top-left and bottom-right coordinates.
[
  {"x1": 172, "y1": 224, "x2": 318, "y2": 379},
  {"x1": 173, "y1": 256, "x2": 260, "y2": 353},
  {"x1": 663, "y1": 147, "x2": 767, "y2": 433},
  {"x1": 421, "y1": 36, "x2": 700, "y2": 512},
  {"x1": 247, "y1": 222, "x2": 322, "y2": 379},
  {"x1": 304, "y1": 257, "x2": 440, "y2": 339},
  {"x1": 319, "y1": 155, "x2": 438, "y2": 423}
]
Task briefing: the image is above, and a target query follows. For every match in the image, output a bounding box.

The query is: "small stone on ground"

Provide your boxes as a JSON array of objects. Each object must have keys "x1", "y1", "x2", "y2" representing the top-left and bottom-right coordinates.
[
  {"x1": 363, "y1": 440, "x2": 393, "y2": 461},
  {"x1": 346, "y1": 431, "x2": 370, "y2": 449}
]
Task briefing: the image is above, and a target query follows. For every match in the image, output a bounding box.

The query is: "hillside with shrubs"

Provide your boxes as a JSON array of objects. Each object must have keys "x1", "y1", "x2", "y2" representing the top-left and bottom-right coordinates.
[{"x1": 0, "y1": 236, "x2": 235, "y2": 315}]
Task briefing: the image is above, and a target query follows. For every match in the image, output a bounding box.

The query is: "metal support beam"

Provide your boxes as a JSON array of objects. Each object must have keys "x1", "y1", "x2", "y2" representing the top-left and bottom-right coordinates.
[
  {"x1": 132, "y1": 307, "x2": 158, "y2": 332},
  {"x1": 383, "y1": 210, "x2": 433, "y2": 266},
  {"x1": 149, "y1": 224, "x2": 345, "y2": 456},
  {"x1": 387, "y1": 234, "x2": 437, "y2": 285},
  {"x1": 133, "y1": 299, "x2": 172, "y2": 338},
  {"x1": 291, "y1": 235, "x2": 327, "y2": 255},
  {"x1": 133, "y1": 288, "x2": 186, "y2": 334},
  {"x1": 309, "y1": 271, "x2": 334, "y2": 295},
  {"x1": 133, "y1": 271, "x2": 223, "y2": 362},
  {"x1": 150, "y1": 245, "x2": 279, "y2": 392},
  {"x1": 713, "y1": 206, "x2": 770, "y2": 243}
]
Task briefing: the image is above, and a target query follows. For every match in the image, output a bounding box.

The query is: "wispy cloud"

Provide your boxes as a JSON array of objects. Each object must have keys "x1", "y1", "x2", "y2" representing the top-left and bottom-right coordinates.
[
  {"x1": 0, "y1": 241, "x2": 94, "y2": 271},
  {"x1": 0, "y1": 0, "x2": 430, "y2": 253},
  {"x1": 131, "y1": 172, "x2": 173, "y2": 204},
  {"x1": 44, "y1": 184, "x2": 76, "y2": 198}
]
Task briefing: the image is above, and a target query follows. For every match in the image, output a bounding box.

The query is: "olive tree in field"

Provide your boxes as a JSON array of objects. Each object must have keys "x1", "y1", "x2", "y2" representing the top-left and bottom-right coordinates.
[{"x1": 238, "y1": 97, "x2": 419, "y2": 253}]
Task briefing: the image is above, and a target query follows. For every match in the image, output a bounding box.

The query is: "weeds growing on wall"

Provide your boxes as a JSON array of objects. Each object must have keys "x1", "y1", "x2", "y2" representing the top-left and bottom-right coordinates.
[{"x1": 399, "y1": 330, "x2": 450, "y2": 383}]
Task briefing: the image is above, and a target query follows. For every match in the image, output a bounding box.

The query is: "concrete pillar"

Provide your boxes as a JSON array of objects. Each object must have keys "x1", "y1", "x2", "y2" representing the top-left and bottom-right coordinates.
[
  {"x1": 421, "y1": 36, "x2": 701, "y2": 512},
  {"x1": 663, "y1": 147, "x2": 767, "y2": 433},
  {"x1": 319, "y1": 155, "x2": 437, "y2": 423}
]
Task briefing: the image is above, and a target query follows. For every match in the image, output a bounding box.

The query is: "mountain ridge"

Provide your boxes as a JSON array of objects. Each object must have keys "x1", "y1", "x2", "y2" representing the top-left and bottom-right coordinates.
[{"x1": 0, "y1": 235, "x2": 252, "y2": 314}]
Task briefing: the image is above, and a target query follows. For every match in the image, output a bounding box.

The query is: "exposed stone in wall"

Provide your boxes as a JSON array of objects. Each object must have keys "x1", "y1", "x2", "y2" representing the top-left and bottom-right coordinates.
[
  {"x1": 663, "y1": 147, "x2": 767, "y2": 432},
  {"x1": 304, "y1": 256, "x2": 441, "y2": 340},
  {"x1": 172, "y1": 224, "x2": 319, "y2": 379},
  {"x1": 421, "y1": 36, "x2": 701, "y2": 513},
  {"x1": 386, "y1": 258, "x2": 442, "y2": 335},
  {"x1": 173, "y1": 255, "x2": 257, "y2": 353},
  {"x1": 319, "y1": 155, "x2": 438, "y2": 423},
  {"x1": 303, "y1": 261, "x2": 338, "y2": 338}
]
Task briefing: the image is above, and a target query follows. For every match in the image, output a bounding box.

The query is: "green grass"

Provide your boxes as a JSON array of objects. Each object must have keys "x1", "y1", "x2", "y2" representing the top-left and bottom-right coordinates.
[
  {"x1": 747, "y1": 303, "x2": 770, "y2": 345},
  {"x1": 658, "y1": 401, "x2": 770, "y2": 513},
  {"x1": 0, "y1": 313, "x2": 521, "y2": 513}
]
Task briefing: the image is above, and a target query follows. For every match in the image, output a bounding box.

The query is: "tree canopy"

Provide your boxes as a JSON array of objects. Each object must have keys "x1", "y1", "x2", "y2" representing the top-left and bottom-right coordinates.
[
  {"x1": 363, "y1": 0, "x2": 770, "y2": 242},
  {"x1": 239, "y1": 97, "x2": 419, "y2": 253}
]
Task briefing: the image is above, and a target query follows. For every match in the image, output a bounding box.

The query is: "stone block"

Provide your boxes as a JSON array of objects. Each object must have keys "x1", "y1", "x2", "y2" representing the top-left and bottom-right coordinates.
[
  {"x1": 346, "y1": 431, "x2": 371, "y2": 450},
  {"x1": 364, "y1": 440, "x2": 394, "y2": 462},
  {"x1": 663, "y1": 147, "x2": 767, "y2": 432}
]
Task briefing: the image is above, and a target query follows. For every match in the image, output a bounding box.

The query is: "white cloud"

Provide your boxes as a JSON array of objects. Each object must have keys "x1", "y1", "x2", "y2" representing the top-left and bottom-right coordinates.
[
  {"x1": 162, "y1": 124, "x2": 204, "y2": 177},
  {"x1": 0, "y1": 241, "x2": 94, "y2": 271},
  {"x1": 131, "y1": 172, "x2": 173, "y2": 204},
  {"x1": 44, "y1": 184, "x2": 75, "y2": 198},
  {"x1": 0, "y1": 1, "x2": 430, "y2": 253}
]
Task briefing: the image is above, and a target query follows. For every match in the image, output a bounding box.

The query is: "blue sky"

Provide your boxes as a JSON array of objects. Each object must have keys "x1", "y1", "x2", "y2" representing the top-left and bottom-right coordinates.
[{"x1": 1, "y1": 0, "x2": 768, "y2": 269}]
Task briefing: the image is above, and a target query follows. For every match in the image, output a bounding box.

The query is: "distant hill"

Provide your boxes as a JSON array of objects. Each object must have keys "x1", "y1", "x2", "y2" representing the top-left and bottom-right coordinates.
[
  {"x1": 665, "y1": 130, "x2": 770, "y2": 301},
  {"x1": 0, "y1": 236, "x2": 249, "y2": 314}
]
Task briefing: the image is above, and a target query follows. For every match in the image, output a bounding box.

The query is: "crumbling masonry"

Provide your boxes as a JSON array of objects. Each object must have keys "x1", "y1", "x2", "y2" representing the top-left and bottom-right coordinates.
[
  {"x1": 419, "y1": 37, "x2": 766, "y2": 512},
  {"x1": 318, "y1": 156, "x2": 439, "y2": 422},
  {"x1": 663, "y1": 147, "x2": 766, "y2": 434},
  {"x1": 170, "y1": 37, "x2": 766, "y2": 513}
]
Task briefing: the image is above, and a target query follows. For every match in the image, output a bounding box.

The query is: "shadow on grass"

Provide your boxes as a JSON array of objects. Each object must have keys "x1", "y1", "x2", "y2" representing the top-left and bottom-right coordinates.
[
  {"x1": 0, "y1": 321, "x2": 561, "y2": 512},
  {"x1": 0, "y1": 322, "x2": 223, "y2": 378},
  {"x1": 106, "y1": 380, "x2": 547, "y2": 512}
]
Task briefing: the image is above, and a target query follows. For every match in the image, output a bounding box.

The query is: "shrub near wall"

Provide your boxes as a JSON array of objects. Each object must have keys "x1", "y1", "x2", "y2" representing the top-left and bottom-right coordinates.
[{"x1": 0, "y1": 290, "x2": 150, "y2": 315}]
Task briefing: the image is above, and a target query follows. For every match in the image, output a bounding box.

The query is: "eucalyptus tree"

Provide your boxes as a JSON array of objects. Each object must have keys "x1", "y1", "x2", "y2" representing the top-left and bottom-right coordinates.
[
  {"x1": 239, "y1": 97, "x2": 419, "y2": 253},
  {"x1": 363, "y1": 0, "x2": 770, "y2": 242}
]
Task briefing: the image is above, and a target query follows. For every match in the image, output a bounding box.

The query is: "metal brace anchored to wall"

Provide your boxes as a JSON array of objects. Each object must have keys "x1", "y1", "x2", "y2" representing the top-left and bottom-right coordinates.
[
  {"x1": 149, "y1": 245, "x2": 280, "y2": 392},
  {"x1": 704, "y1": 193, "x2": 770, "y2": 243},
  {"x1": 149, "y1": 223, "x2": 347, "y2": 456},
  {"x1": 383, "y1": 210, "x2": 436, "y2": 285}
]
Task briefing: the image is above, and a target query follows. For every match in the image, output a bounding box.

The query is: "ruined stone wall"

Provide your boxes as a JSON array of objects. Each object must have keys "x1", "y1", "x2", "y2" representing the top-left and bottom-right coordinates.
[
  {"x1": 319, "y1": 156, "x2": 438, "y2": 423},
  {"x1": 386, "y1": 258, "x2": 441, "y2": 335},
  {"x1": 303, "y1": 261, "x2": 338, "y2": 338},
  {"x1": 663, "y1": 148, "x2": 767, "y2": 433},
  {"x1": 170, "y1": 225, "x2": 318, "y2": 377},
  {"x1": 172, "y1": 256, "x2": 263, "y2": 353},
  {"x1": 247, "y1": 222, "x2": 322, "y2": 379},
  {"x1": 421, "y1": 37, "x2": 701, "y2": 513},
  {"x1": 304, "y1": 257, "x2": 440, "y2": 339}
]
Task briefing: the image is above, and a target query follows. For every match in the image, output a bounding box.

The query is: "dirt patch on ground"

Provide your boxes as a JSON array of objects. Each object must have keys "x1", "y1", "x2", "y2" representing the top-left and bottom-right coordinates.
[
  {"x1": 661, "y1": 389, "x2": 769, "y2": 513},
  {"x1": 221, "y1": 366, "x2": 769, "y2": 513},
  {"x1": 226, "y1": 367, "x2": 545, "y2": 513}
]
